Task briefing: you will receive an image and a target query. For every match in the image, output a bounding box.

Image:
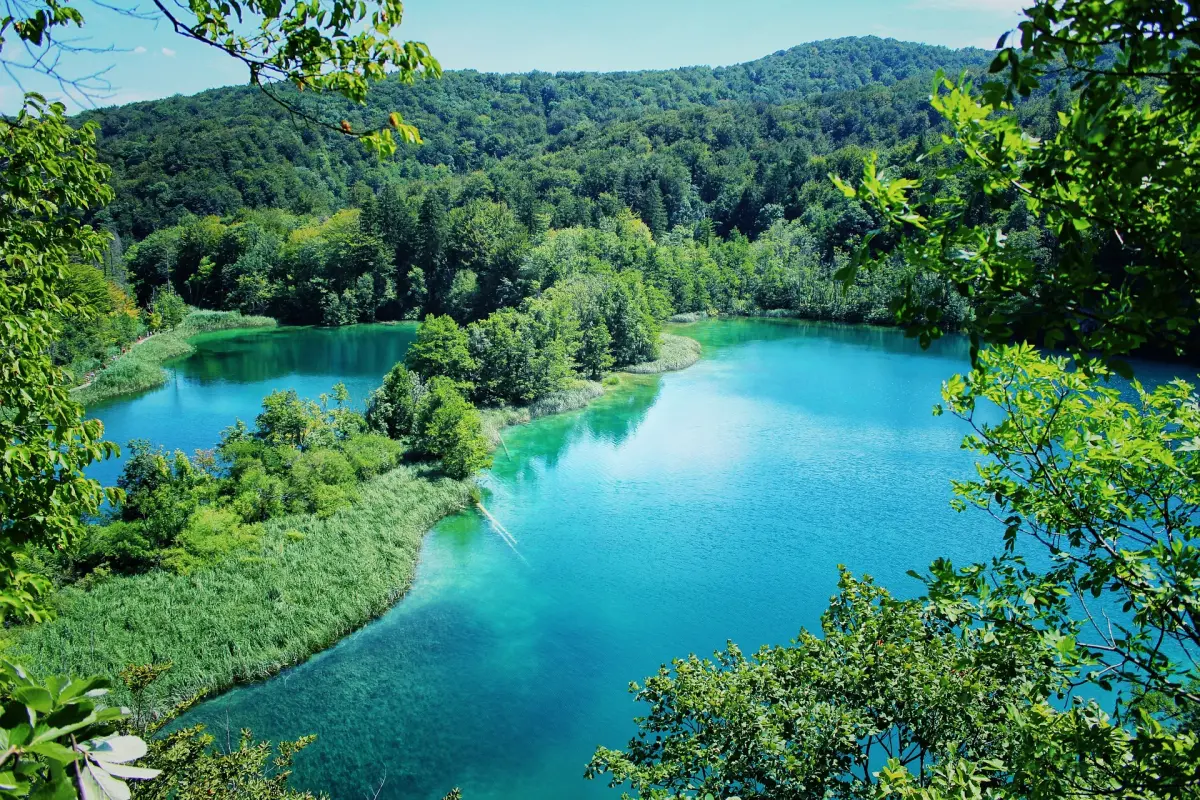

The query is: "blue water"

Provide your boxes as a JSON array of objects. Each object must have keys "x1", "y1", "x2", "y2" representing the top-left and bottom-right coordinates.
[
  {"x1": 86, "y1": 323, "x2": 418, "y2": 487},
  {"x1": 170, "y1": 319, "x2": 1025, "y2": 799}
]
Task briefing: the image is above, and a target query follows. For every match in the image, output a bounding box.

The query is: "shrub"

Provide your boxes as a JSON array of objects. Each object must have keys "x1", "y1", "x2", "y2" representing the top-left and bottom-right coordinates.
[
  {"x1": 405, "y1": 314, "x2": 475, "y2": 385},
  {"x1": 415, "y1": 378, "x2": 492, "y2": 479}
]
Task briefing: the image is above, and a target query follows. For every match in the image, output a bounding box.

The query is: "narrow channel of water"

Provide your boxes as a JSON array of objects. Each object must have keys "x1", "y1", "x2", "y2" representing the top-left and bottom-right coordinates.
[{"x1": 172, "y1": 318, "x2": 1018, "y2": 799}]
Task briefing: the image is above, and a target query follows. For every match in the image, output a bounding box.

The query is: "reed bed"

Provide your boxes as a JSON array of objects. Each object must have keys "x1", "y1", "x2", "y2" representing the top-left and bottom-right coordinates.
[
  {"x1": 11, "y1": 464, "x2": 470, "y2": 709},
  {"x1": 622, "y1": 334, "x2": 702, "y2": 374},
  {"x1": 73, "y1": 311, "x2": 276, "y2": 406}
]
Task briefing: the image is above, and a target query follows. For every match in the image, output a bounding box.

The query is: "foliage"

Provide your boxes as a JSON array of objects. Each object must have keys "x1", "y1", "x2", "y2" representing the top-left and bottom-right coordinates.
[
  {"x1": 365, "y1": 363, "x2": 425, "y2": 438},
  {"x1": 915, "y1": 344, "x2": 1200, "y2": 797},
  {"x1": 413, "y1": 378, "x2": 492, "y2": 479},
  {"x1": 839, "y1": 2, "x2": 1200, "y2": 363},
  {"x1": 134, "y1": 725, "x2": 318, "y2": 800},
  {"x1": 0, "y1": 661, "x2": 158, "y2": 799},
  {"x1": 588, "y1": 571, "x2": 1057, "y2": 799},
  {"x1": 3, "y1": 0, "x2": 440, "y2": 154},
  {"x1": 0, "y1": 95, "x2": 118, "y2": 624},
  {"x1": 405, "y1": 314, "x2": 476, "y2": 386},
  {"x1": 51, "y1": 264, "x2": 141, "y2": 382},
  {"x1": 146, "y1": 288, "x2": 187, "y2": 332}
]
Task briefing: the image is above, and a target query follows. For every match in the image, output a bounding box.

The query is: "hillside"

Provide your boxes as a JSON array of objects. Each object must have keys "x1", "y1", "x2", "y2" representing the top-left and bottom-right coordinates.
[{"x1": 85, "y1": 37, "x2": 991, "y2": 237}]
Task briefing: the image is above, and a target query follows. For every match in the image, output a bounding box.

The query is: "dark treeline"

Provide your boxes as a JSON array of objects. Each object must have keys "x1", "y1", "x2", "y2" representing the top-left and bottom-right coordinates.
[
  {"x1": 99, "y1": 35, "x2": 1070, "y2": 335},
  {"x1": 87, "y1": 38, "x2": 990, "y2": 237}
]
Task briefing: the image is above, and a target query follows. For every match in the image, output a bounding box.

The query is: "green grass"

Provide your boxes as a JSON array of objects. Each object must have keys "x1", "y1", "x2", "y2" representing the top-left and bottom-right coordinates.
[
  {"x1": 10, "y1": 464, "x2": 471, "y2": 709},
  {"x1": 667, "y1": 311, "x2": 711, "y2": 323},
  {"x1": 19, "y1": 330, "x2": 703, "y2": 712},
  {"x1": 73, "y1": 311, "x2": 276, "y2": 406},
  {"x1": 623, "y1": 333, "x2": 703, "y2": 374}
]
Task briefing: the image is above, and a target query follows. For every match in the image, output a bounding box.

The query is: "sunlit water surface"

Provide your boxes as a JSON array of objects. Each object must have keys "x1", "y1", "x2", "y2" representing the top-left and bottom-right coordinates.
[
  {"x1": 88, "y1": 319, "x2": 1187, "y2": 799},
  {"x1": 169, "y1": 319, "x2": 1028, "y2": 799}
]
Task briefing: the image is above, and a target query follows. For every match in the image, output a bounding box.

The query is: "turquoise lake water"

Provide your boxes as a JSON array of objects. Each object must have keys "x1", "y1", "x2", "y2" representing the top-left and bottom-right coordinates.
[
  {"x1": 158, "y1": 318, "x2": 1022, "y2": 799},
  {"x1": 87, "y1": 323, "x2": 418, "y2": 488}
]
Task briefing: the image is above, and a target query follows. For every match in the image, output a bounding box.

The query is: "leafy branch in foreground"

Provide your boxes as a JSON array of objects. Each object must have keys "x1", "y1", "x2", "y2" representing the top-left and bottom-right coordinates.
[
  {"x1": 835, "y1": 0, "x2": 1200, "y2": 366},
  {"x1": 0, "y1": 95, "x2": 119, "y2": 624},
  {"x1": 1, "y1": 0, "x2": 440, "y2": 154}
]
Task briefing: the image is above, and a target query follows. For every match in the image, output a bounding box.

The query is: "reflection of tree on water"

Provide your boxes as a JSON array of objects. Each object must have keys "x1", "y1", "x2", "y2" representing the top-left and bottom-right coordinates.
[
  {"x1": 181, "y1": 325, "x2": 418, "y2": 386},
  {"x1": 497, "y1": 379, "x2": 662, "y2": 484},
  {"x1": 681, "y1": 317, "x2": 973, "y2": 361}
]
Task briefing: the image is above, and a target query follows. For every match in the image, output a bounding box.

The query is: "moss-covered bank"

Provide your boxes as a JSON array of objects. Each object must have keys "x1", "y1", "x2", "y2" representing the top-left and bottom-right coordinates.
[
  {"x1": 12, "y1": 333, "x2": 701, "y2": 712},
  {"x1": 73, "y1": 310, "x2": 276, "y2": 406}
]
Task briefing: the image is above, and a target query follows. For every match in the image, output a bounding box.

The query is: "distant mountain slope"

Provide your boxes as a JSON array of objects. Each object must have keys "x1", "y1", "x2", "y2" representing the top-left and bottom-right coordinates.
[{"x1": 83, "y1": 37, "x2": 991, "y2": 237}]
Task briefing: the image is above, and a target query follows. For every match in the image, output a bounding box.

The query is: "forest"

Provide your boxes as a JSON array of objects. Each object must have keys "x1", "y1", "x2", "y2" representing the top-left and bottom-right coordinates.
[{"x1": 4, "y1": 1, "x2": 1199, "y2": 796}]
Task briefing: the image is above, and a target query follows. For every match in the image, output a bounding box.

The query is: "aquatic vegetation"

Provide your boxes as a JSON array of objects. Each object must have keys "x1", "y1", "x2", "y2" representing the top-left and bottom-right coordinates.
[
  {"x1": 12, "y1": 464, "x2": 473, "y2": 709},
  {"x1": 622, "y1": 334, "x2": 702, "y2": 374},
  {"x1": 74, "y1": 311, "x2": 276, "y2": 406}
]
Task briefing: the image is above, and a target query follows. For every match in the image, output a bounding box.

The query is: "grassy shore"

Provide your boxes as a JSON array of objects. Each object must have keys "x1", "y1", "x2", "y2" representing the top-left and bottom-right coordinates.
[
  {"x1": 12, "y1": 465, "x2": 472, "y2": 708},
  {"x1": 73, "y1": 310, "x2": 276, "y2": 406},
  {"x1": 11, "y1": 332, "x2": 701, "y2": 711},
  {"x1": 623, "y1": 333, "x2": 703, "y2": 374}
]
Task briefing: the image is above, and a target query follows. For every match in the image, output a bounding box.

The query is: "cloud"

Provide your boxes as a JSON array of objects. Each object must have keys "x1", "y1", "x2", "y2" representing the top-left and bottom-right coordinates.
[
  {"x1": 161, "y1": 47, "x2": 176, "y2": 57},
  {"x1": 133, "y1": 45, "x2": 147, "y2": 54}
]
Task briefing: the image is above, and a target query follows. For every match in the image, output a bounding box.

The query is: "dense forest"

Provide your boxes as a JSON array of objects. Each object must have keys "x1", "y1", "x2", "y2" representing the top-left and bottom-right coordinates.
[{"x1": 68, "y1": 36, "x2": 1065, "y2": 371}]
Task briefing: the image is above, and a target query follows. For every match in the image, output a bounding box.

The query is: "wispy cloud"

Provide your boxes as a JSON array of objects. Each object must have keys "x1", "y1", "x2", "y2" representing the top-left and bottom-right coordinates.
[
  {"x1": 133, "y1": 45, "x2": 147, "y2": 54},
  {"x1": 161, "y1": 47, "x2": 176, "y2": 57}
]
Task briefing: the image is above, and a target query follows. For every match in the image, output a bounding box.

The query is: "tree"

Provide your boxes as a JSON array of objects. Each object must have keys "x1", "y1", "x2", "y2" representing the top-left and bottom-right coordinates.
[
  {"x1": 405, "y1": 314, "x2": 476, "y2": 386},
  {"x1": 417, "y1": 187, "x2": 452, "y2": 313},
  {"x1": 837, "y1": 0, "x2": 1200, "y2": 364},
  {"x1": 414, "y1": 377, "x2": 492, "y2": 479},
  {"x1": 588, "y1": 572, "x2": 1058, "y2": 800},
  {"x1": 365, "y1": 363, "x2": 425, "y2": 438},
  {"x1": 0, "y1": 96, "x2": 119, "y2": 624},
  {"x1": 578, "y1": 321, "x2": 614, "y2": 380},
  {"x1": 2, "y1": 0, "x2": 440, "y2": 154}
]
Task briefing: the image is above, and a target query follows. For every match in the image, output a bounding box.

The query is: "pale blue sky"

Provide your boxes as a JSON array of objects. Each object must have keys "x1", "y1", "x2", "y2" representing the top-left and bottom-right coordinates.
[{"x1": 0, "y1": 0, "x2": 1026, "y2": 112}]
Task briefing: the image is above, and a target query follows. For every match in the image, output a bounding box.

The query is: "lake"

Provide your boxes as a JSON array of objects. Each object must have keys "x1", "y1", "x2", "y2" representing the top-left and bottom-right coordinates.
[
  {"x1": 153, "y1": 318, "x2": 1017, "y2": 799},
  {"x1": 86, "y1": 323, "x2": 419, "y2": 488}
]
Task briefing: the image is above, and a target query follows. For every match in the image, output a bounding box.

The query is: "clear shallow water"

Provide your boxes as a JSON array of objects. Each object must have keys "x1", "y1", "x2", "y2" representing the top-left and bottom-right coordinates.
[
  {"x1": 172, "y1": 319, "x2": 1021, "y2": 800},
  {"x1": 86, "y1": 323, "x2": 418, "y2": 487}
]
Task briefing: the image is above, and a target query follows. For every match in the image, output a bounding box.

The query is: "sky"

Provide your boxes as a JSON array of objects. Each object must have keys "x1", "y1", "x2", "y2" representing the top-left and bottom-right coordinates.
[{"x1": 0, "y1": 0, "x2": 1027, "y2": 113}]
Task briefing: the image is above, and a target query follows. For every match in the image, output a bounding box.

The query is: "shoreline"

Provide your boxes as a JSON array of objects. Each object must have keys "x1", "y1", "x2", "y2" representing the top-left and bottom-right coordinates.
[
  {"x1": 13, "y1": 331, "x2": 703, "y2": 717},
  {"x1": 73, "y1": 310, "x2": 277, "y2": 407}
]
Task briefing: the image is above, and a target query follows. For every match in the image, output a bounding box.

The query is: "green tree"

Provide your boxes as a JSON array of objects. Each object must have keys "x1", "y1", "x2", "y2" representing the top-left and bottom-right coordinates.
[
  {"x1": 0, "y1": 96, "x2": 119, "y2": 624},
  {"x1": 578, "y1": 321, "x2": 614, "y2": 380},
  {"x1": 837, "y1": 0, "x2": 1200, "y2": 363},
  {"x1": 405, "y1": 314, "x2": 477, "y2": 386},
  {"x1": 414, "y1": 378, "x2": 492, "y2": 479},
  {"x1": 588, "y1": 571, "x2": 1056, "y2": 799},
  {"x1": 365, "y1": 363, "x2": 425, "y2": 438}
]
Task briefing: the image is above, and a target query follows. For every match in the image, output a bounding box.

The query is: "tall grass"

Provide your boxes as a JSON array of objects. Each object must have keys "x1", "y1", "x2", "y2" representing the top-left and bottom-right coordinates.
[
  {"x1": 668, "y1": 311, "x2": 711, "y2": 323},
  {"x1": 623, "y1": 334, "x2": 702, "y2": 374},
  {"x1": 11, "y1": 464, "x2": 470, "y2": 709},
  {"x1": 25, "y1": 329, "x2": 702, "y2": 712},
  {"x1": 73, "y1": 311, "x2": 276, "y2": 406},
  {"x1": 480, "y1": 381, "x2": 605, "y2": 447},
  {"x1": 175, "y1": 310, "x2": 276, "y2": 337}
]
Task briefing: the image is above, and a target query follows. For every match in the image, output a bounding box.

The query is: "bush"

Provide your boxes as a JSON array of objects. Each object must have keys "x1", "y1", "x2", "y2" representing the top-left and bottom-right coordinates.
[
  {"x1": 341, "y1": 433, "x2": 405, "y2": 480},
  {"x1": 162, "y1": 507, "x2": 262, "y2": 574},
  {"x1": 415, "y1": 378, "x2": 492, "y2": 479},
  {"x1": 365, "y1": 363, "x2": 424, "y2": 438}
]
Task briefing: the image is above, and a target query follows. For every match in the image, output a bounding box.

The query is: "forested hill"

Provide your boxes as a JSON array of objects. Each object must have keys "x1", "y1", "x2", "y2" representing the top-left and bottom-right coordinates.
[{"x1": 86, "y1": 37, "x2": 990, "y2": 237}]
